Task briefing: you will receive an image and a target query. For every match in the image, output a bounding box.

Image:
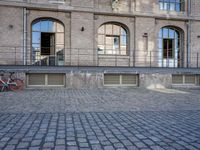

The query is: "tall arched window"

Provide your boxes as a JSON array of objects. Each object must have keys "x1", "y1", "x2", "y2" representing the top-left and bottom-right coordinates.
[
  {"x1": 32, "y1": 19, "x2": 64, "y2": 66},
  {"x1": 158, "y1": 26, "x2": 184, "y2": 67},
  {"x1": 97, "y1": 23, "x2": 128, "y2": 55}
]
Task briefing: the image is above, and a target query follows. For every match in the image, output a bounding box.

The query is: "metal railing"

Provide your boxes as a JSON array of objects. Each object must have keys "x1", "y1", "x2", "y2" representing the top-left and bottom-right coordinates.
[{"x1": 0, "y1": 46, "x2": 199, "y2": 68}]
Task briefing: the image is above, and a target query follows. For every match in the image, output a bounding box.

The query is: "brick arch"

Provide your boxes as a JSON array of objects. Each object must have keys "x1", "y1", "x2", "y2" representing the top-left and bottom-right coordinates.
[
  {"x1": 98, "y1": 21, "x2": 130, "y2": 35},
  {"x1": 31, "y1": 17, "x2": 65, "y2": 29}
]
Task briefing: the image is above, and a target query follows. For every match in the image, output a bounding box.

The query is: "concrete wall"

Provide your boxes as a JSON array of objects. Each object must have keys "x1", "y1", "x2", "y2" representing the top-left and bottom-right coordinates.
[
  {"x1": 139, "y1": 74, "x2": 172, "y2": 89},
  {"x1": 65, "y1": 72, "x2": 172, "y2": 89},
  {"x1": 65, "y1": 72, "x2": 103, "y2": 89}
]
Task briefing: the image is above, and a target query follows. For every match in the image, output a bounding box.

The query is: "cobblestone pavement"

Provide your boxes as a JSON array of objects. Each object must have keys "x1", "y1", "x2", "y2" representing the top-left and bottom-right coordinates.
[
  {"x1": 0, "y1": 88, "x2": 200, "y2": 112},
  {"x1": 0, "y1": 112, "x2": 200, "y2": 150},
  {"x1": 0, "y1": 88, "x2": 200, "y2": 150}
]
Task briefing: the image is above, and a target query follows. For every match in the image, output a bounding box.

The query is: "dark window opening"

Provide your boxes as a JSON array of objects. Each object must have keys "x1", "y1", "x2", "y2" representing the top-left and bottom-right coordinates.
[
  {"x1": 163, "y1": 39, "x2": 174, "y2": 59},
  {"x1": 41, "y1": 33, "x2": 55, "y2": 56}
]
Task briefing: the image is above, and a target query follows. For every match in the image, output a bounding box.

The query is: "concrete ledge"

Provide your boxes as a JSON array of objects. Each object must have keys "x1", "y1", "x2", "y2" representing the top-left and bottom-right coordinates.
[{"x1": 0, "y1": 66, "x2": 200, "y2": 74}]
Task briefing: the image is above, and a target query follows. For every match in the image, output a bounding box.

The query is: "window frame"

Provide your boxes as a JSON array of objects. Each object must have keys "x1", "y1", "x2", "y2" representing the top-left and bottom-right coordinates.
[
  {"x1": 158, "y1": 0, "x2": 185, "y2": 12},
  {"x1": 163, "y1": 38, "x2": 175, "y2": 59},
  {"x1": 97, "y1": 23, "x2": 129, "y2": 56},
  {"x1": 31, "y1": 18, "x2": 65, "y2": 65}
]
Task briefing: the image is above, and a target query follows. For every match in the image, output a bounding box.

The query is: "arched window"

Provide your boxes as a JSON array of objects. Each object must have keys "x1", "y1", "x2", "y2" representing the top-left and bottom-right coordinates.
[
  {"x1": 97, "y1": 23, "x2": 128, "y2": 55},
  {"x1": 158, "y1": 26, "x2": 184, "y2": 67},
  {"x1": 159, "y1": 0, "x2": 185, "y2": 12},
  {"x1": 32, "y1": 19, "x2": 64, "y2": 66}
]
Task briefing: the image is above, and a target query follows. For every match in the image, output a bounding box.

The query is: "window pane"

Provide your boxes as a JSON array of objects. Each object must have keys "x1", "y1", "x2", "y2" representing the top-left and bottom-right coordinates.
[
  {"x1": 32, "y1": 32, "x2": 40, "y2": 44},
  {"x1": 121, "y1": 36, "x2": 127, "y2": 46},
  {"x1": 114, "y1": 37, "x2": 119, "y2": 49},
  {"x1": 98, "y1": 26, "x2": 105, "y2": 34},
  {"x1": 56, "y1": 33, "x2": 64, "y2": 45},
  {"x1": 106, "y1": 45, "x2": 113, "y2": 54},
  {"x1": 98, "y1": 35, "x2": 104, "y2": 45},
  {"x1": 158, "y1": 39, "x2": 162, "y2": 49},
  {"x1": 106, "y1": 24, "x2": 112, "y2": 35},
  {"x1": 164, "y1": 2, "x2": 168, "y2": 10},
  {"x1": 56, "y1": 45, "x2": 64, "y2": 53},
  {"x1": 169, "y1": 28, "x2": 175, "y2": 38},
  {"x1": 176, "y1": 3, "x2": 180, "y2": 11},
  {"x1": 163, "y1": 28, "x2": 168, "y2": 38},
  {"x1": 170, "y1": 3, "x2": 175, "y2": 11},
  {"x1": 32, "y1": 22, "x2": 41, "y2": 31},
  {"x1": 159, "y1": 29, "x2": 163, "y2": 38},
  {"x1": 32, "y1": 44, "x2": 40, "y2": 52},
  {"x1": 113, "y1": 25, "x2": 120, "y2": 35},
  {"x1": 98, "y1": 45, "x2": 104, "y2": 54},
  {"x1": 106, "y1": 36, "x2": 112, "y2": 45},
  {"x1": 121, "y1": 28, "x2": 127, "y2": 36},
  {"x1": 159, "y1": 2, "x2": 163, "y2": 10},
  {"x1": 41, "y1": 21, "x2": 49, "y2": 32},
  {"x1": 48, "y1": 21, "x2": 56, "y2": 32}
]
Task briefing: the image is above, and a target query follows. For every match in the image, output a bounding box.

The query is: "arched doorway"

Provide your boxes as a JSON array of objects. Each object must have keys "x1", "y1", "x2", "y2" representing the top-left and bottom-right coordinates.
[
  {"x1": 158, "y1": 26, "x2": 184, "y2": 67},
  {"x1": 31, "y1": 18, "x2": 64, "y2": 66}
]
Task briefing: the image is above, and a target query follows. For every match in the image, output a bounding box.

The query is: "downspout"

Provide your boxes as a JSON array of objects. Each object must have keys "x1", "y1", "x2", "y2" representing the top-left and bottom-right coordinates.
[
  {"x1": 187, "y1": 0, "x2": 191, "y2": 68},
  {"x1": 23, "y1": 8, "x2": 27, "y2": 65}
]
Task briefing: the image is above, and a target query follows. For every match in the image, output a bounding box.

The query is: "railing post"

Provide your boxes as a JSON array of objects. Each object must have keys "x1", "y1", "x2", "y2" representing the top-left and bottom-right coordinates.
[
  {"x1": 15, "y1": 47, "x2": 17, "y2": 65},
  {"x1": 78, "y1": 48, "x2": 79, "y2": 66},
  {"x1": 197, "y1": 52, "x2": 199, "y2": 68},
  {"x1": 115, "y1": 54, "x2": 117, "y2": 67},
  {"x1": 150, "y1": 51, "x2": 152, "y2": 68},
  {"x1": 174, "y1": 54, "x2": 176, "y2": 68}
]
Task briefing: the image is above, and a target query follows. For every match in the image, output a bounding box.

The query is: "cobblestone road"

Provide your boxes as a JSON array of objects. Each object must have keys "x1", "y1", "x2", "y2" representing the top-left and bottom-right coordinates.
[
  {"x1": 0, "y1": 88, "x2": 200, "y2": 112},
  {"x1": 0, "y1": 88, "x2": 200, "y2": 150}
]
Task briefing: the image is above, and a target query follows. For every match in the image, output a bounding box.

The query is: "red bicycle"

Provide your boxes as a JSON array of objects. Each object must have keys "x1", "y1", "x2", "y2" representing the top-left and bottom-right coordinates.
[{"x1": 0, "y1": 71, "x2": 24, "y2": 92}]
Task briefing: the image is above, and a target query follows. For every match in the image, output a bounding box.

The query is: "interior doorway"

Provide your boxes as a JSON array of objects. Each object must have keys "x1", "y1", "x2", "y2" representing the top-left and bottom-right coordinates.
[{"x1": 41, "y1": 33, "x2": 55, "y2": 56}]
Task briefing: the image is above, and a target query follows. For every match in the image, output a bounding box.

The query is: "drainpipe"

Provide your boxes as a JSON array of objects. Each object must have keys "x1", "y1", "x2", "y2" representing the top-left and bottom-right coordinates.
[
  {"x1": 187, "y1": 0, "x2": 191, "y2": 68},
  {"x1": 23, "y1": 8, "x2": 27, "y2": 65}
]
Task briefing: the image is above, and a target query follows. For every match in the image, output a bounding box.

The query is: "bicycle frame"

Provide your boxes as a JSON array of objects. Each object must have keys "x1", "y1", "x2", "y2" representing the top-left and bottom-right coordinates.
[{"x1": 0, "y1": 77, "x2": 17, "y2": 92}]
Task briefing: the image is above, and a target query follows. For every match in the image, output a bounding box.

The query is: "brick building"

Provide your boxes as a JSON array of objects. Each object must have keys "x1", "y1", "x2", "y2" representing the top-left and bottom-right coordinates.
[{"x1": 0, "y1": 0, "x2": 200, "y2": 88}]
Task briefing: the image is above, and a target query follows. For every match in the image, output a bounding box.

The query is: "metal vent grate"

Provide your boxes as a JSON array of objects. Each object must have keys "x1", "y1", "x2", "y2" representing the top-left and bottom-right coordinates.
[
  {"x1": 104, "y1": 74, "x2": 138, "y2": 86},
  {"x1": 185, "y1": 75, "x2": 196, "y2": 84},
  {"x1": 121, "y1": 74, "x2": 137, "y2": 85},
  {"x1": 27, "y1": 74, "x2": 65, "y2": 86},
  {"x1": 104, "y1": 74, "x2": 120, "y2": 85},
  {"x1": 48, "y1": 74, "x2": 64, "y2": 85},
  {"x1": 172, "y1": 75, "x2": 183, "y2": 84},
  {"x1": 28, "y1": 74, "x2": 45, "y2": 85}
]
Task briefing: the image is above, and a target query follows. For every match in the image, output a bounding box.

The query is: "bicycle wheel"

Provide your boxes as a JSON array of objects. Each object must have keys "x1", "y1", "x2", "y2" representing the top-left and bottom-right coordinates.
[
  {"x1": 9, "y1": 79, "x2": 24, "y2": 91},
  {"x1": 0, "y1": 80, "x2": 8, "y2": 92}
]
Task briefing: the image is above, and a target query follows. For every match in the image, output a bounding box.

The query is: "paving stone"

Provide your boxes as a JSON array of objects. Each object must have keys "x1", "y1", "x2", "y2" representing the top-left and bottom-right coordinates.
[
  {"x1": 0, "y1": 89, "x2": 200, "y2": 150},
  {"x1": 17, "y1": 142, "x2": 29, "y2": 148},
  {"x1": 4, "y1": 145, "x2": 15, "y2": 150},
  {"x1": 104, "y1": 145, "x2": 115, "y2": 150},
  {"x1": 55, "y1": 145, "x2": 66, "y2": 150},
  {"x1": 29, "y1": 147, "x2": 40, "y2": 150}
]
